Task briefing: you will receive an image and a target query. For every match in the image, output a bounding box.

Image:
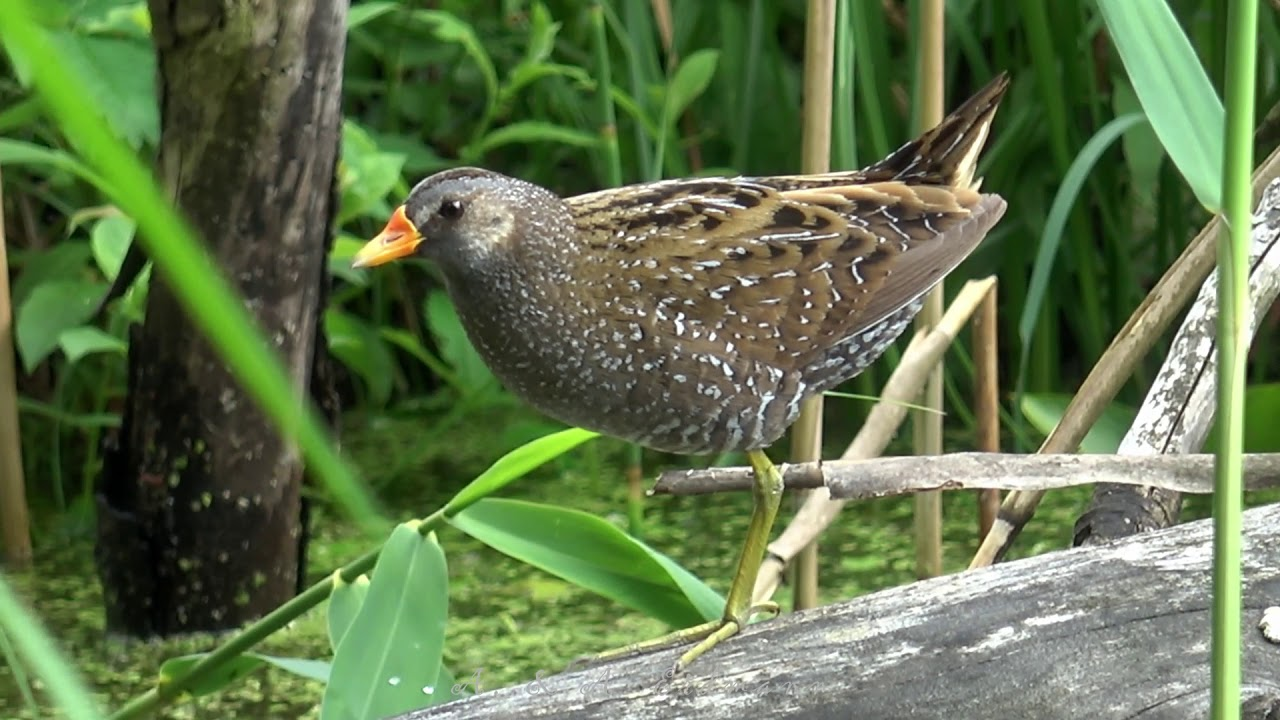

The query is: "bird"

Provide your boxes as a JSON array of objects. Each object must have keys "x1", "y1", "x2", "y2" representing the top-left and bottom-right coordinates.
[{"x1": 353, "y1": 72, "x2": 1010, "y2": 673}]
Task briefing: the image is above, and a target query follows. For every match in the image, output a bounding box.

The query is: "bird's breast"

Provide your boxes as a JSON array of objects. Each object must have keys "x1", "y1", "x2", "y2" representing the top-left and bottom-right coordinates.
[{"x1": 446, "y1": 269, "x2": 806, "y2": 454}]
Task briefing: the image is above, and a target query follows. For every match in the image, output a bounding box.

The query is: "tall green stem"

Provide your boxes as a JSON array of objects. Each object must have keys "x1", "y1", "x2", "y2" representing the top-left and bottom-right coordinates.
[
  {"x1": 107, "y1": 509, "x2": 448, "y2": 720},
  {"x1": 1213, "y1": 2, "x2": 1257, "y2": 719},
  {"x1": 591, "y1": 2, "x2": 623, "y2": 188}
]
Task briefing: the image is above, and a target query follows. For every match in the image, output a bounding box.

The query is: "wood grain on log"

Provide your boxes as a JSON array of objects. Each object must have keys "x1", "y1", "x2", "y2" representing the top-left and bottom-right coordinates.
[
  {"x1": 973, "y1": 165, "x2": 1280, "y2": 567},
  {"x1": 396, "y1": 504, "x2": 1280, "y2": 720}
]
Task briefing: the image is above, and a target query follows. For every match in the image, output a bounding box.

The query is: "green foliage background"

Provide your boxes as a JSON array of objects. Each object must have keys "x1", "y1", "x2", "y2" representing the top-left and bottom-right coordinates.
[
  {"x1": 6, "y1": 2, "x2": 1280, "y2": 510},
  {"x1": 3, "y1": 0, "x2": 1280, "y2": 718}
]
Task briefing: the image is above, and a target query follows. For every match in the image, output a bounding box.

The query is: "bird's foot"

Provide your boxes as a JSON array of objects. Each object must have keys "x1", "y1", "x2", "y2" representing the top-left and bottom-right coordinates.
[{"x1": 568, "y1": 601, "x2": 780, "y2": 675}]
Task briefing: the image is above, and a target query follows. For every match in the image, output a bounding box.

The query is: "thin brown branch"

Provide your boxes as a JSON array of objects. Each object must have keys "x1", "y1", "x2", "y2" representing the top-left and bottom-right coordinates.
[
  {"x1": 971, "y1": 148, "x2": 1280, "y2": 568},
  {"x1": 654, "y1": 452, "x2": 1280, "y2": 498}
]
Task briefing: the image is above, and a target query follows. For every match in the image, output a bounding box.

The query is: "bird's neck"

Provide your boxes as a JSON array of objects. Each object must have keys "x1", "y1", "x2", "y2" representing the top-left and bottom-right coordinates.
[{"x1": 441, "y1": 250, "x2": 581, "y2": 374}]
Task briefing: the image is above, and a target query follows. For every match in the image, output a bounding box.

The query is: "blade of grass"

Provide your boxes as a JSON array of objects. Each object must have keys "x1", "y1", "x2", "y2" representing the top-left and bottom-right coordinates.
[
  {"x1": 0, "y1": 576, "x2": 102, "y2": 720},
  {"x1": 849, "y1": 0, "x2": 891, "y2": 160},
  {"x1": 108, "y1": 428, "x2": 588, "y2": 719},
  {"x1": 1019, "y1": 0, "x2": 1104, "y2": 368},
  {"x1": 1018, "y1": 113, "x2": 1147, "y2": 364},
  {"x1": 730, "y1": 0, "x2": 767, "y2": 173},
  {"x1": 591, "y1": 2, "x2": 623, "y2": 188},
  {"x1": 831, "y1": 0, "x2": 858, "y2": 170},
  {"x1": 1097, "y1": 0, "x2": 1225, "y2": 210}
]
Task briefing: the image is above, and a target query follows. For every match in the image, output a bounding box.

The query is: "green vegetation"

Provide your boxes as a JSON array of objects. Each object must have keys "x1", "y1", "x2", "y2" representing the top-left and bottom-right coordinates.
[
  {"x1": 1, "y1": 0, "x2": 1278, "y2": 718},
  {"x1": 4, "y1": 417, "x2": 1101, "y2": 718}
]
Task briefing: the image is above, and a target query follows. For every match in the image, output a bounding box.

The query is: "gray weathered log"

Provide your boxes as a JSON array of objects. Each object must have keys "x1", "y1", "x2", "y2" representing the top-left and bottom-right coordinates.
[
  {"x1": 1076, "y1": 177, "x2": 1280, "y2": 546},
  {"x1": 396, "y1": 504, "x2": 1280, "y2": 720},
  {"x1": 972, "y1": 164, "x2": 1280, "y2": 568},
  {"x1": 653, "y1": 452, "x2": 1280, "y2": 497}
]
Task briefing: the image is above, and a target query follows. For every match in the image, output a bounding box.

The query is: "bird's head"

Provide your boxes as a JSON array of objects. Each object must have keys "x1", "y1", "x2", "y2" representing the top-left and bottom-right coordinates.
[{"x1": 352, "y1": 167, "x2": 564, "y2": 273}]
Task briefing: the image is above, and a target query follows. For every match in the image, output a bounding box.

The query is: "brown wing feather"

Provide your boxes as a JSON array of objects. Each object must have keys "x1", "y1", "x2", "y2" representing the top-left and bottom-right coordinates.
[
  {"x1": 561, "y1": 72, "x2": 1009, "y2": 372},
  {"x1": 567, "y1": 178, "x2": 1002, "y2": 371}
]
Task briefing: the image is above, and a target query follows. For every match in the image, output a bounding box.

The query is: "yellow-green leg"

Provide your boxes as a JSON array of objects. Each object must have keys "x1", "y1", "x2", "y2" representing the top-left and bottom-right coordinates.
[{"x1": 573, "y1": 449, "x2": 785, "y2": 673}]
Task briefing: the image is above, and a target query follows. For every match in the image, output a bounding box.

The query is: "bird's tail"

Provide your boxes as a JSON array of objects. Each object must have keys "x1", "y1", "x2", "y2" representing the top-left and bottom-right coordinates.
[{"x1": 868, "y1": 72, "x2": 1010, "y2": 190}]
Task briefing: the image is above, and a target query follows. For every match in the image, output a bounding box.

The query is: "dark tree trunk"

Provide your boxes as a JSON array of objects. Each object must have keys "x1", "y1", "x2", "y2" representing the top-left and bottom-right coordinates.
[{"x1": 94, "y1": 0, "x2": 345, "y2": 637}]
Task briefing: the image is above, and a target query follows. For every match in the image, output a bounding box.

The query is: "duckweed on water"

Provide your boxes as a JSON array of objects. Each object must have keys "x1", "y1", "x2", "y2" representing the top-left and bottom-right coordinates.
[{"x1": 4, "y1": 410, "x2": 1098, "y2": 718}]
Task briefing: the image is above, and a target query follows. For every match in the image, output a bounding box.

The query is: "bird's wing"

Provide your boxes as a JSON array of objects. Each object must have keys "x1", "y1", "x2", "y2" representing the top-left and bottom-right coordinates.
[{"x1": 567, "y1": 177, "x2": 1004, "y2": 370}]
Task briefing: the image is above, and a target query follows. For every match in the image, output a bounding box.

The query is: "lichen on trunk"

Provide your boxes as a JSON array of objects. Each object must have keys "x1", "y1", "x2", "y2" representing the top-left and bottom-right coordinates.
[{"x1": 94, "y1": 0, "x2": 345, "y2": 637}]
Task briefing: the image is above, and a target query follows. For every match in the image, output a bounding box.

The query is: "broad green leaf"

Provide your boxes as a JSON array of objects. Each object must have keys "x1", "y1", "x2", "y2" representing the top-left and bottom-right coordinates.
[
  {"x1": 0, "y1": 138, "x2": 105, "y2": 189},
  {"x1": 521, "y1": 2, "x2": 559, "y2": 65},
  {"x1": 423, "y1": 291, "x2": 497, "y2": 396},
  {"x1": 368, "y1": 130, "x2": 451, "y2": 176},
  {"x1": 663, "y1": 49, "x2": 720, "y2": 124},
  {"x1": 497, "y1": 5, "x2": 589, "y2": 103},
  {"x1": 444, "y1": 428, "x2": 597, "y2": 515},
  {"x1": 328, "y1": 235, "x2": 372, "y2": 287},
  {"x1": 1019, "y1": 113, "x2": 1146, "y2": 351},
  {"x1": 321, "y1": 524, "x2": 450, "y2": 719},
  {"x1": 15, "y1": 281, "x2": 105, "y2": 373},
  {"x1": 497, "y1": 418, "x2": 573, "y2": 454},
  {"x1": 338, "y1": 121, "x2": 406, "y2": 225},
  {"x1": 10, "y1": 243, "x2": 93, "y2": 310},
  {"x1": 347, "y1": 1, "x2": 397, "y2": 28},
  {"x1": 58, "y1": 326, "x2": 125, "y2": 363},
  {"x1": 46, "y1": 31, "x2": 157, "y2": 148},
  {"x1": 1112, "y1": 79, "x2": 1163, "y2": 209},
  {"x1": 450, "y1": 499, "x2": 720, "y2": 628},
  {"x1": 90, "y1": 215, "x2": 135, "y2": 281},
  {"x1": 159, "y1": 653, "x2": 331, "y2": 697},
  {"x1": 325, "y1": 309, "x2": 394, "y2": 407},
  {"x1": 501, "y1": 62, "x2": 593, "y2": 102},
  {"x1": 327, "y1": 574, "x2": 370, "y2": 654},
  {"x1": 469, "y1": 121, "x2": 600, "y2": 157},
  {"x1": 1096, "y1": 0, "x2": 1223, "y2": 209},
  {"x1": 1205, "y1": 383, "x2": 1280, "y2": 454},
  {"x1": 73, "y1": 0, "x2": 150, "y2": 38},
  {"x1": 646, "y1": 549, "x2": 725, "y2": 623},
  {"x1": 1021, "y1": 393, "x2": 1136, "y2": 454}
]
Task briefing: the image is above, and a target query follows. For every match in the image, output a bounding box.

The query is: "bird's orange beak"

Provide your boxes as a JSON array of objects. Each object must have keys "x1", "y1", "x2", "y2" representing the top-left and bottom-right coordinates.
[{"x1": 352, "y1": 206, "x2": 422, "y2": 268}]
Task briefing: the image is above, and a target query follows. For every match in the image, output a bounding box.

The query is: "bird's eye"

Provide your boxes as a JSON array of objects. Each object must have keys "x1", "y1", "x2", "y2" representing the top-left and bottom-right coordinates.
[{"x1": 439, "y1": 199, "x2": 465, "y2": 220}]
